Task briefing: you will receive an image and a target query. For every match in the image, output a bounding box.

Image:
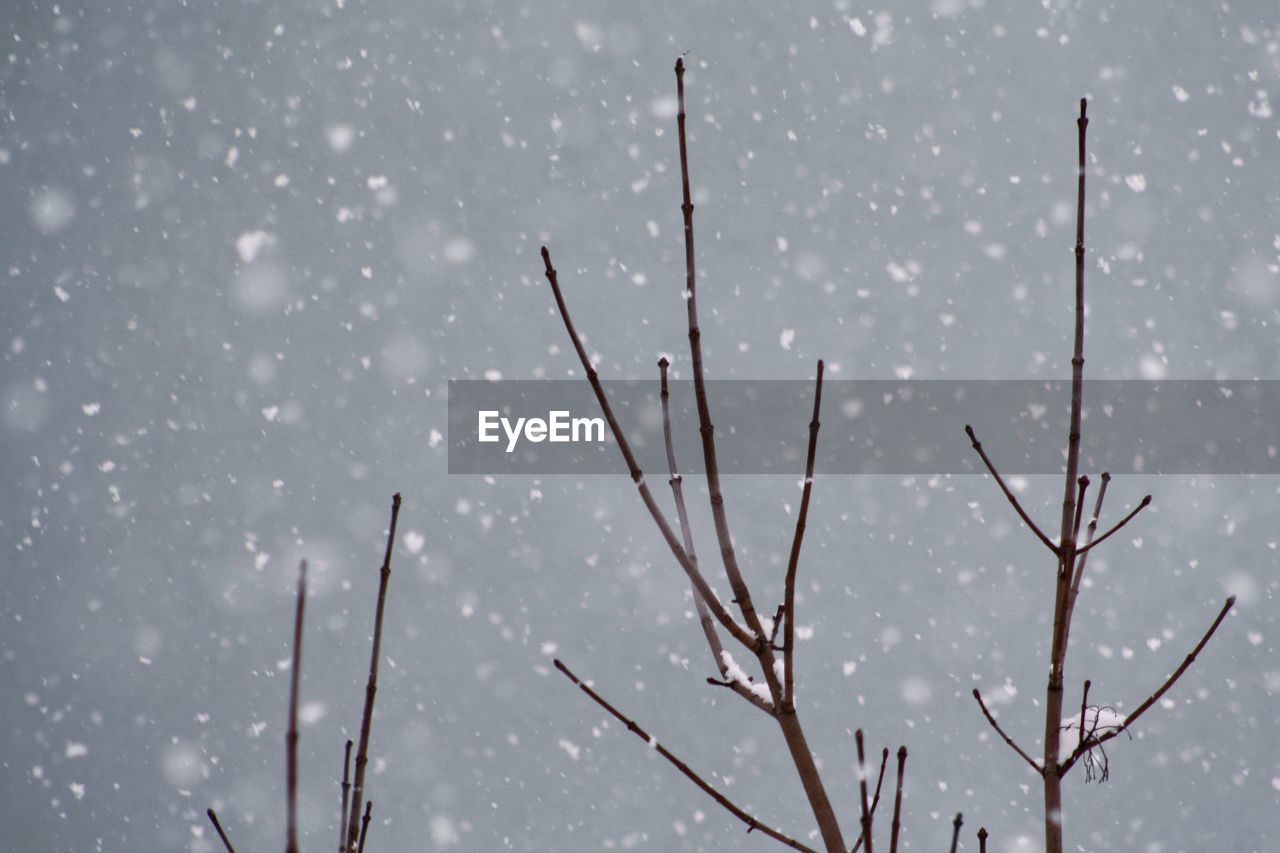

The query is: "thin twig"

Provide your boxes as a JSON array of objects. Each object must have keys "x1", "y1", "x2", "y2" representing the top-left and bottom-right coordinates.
[
  {"x1": 554, "y1": 658, "x2": 816, "y2": 852},
  {"x1": 783, "y1": 360, "x2": 824, "y2": 711},
  {"x1": 541, "y1": 247, "x2": 753, "y2": 652},
  {"x1": 949, "y1": 813, "x2": 964, "y2": 853},
  {"x1": 1070, "y1": 477, "x2": 1089, "y2": 545},
  {"x1": 972, "y1": 689, "x2": 1043, "y2": 775},
  {"x1": 357, "y1": 800, "x2": 372, "y2": 853},
  {"x1": 1077, "y1": 680, "x2": 1091, "y2": 752},
  {"x1": 206, "y1": 808, "x2": 237, "y2": 853},
  {"x1": 850, "y1": 747, "x2": 889, "y2": 853},
  {"x1": 1060, "y1": 596, "x2": 1236, "y2": 777},
  {"x1": 286, "y1": 560, "x2": 307, "y2": 853},
  {"x1": 978, "y1": 827, "x2": 989, "y2": 853},
  {"x1": 855, "y1": 730, "x2": 874, "y2": 853},
  {"x1": 1062, "y1": 473, "x2": 1110, "y2": 647},
  {"x1": 964, "y1": 425, "x2": 1057, "y2": 554},
  {"x1": 660, "y1": 358, "x2": 771, "y2": 714},
  {"x1": 1071, "y1": 495, "x2": 1152, "y2": 558},
  {"x1": 346, "y1": 493, "x2": 402, "y2": 852},
  {"x1": 339, "y1": 739, "x2": 353, "y2": 853},
  {"x1": 888, "y1": 747, "x2": 906, "y2": 853}
]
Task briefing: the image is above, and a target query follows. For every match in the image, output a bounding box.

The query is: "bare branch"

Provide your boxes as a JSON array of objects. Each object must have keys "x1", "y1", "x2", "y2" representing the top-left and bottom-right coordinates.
[
  {"x1": 1070, "y1": 477, "x2": 1089, "y2": 545},
  {"x1": 286, "y1": 560, "x2": 307, "y2": 853},
  {"x1": 540, "y1": 247, "x2": 754, "y2": 652},
  {"x1": 1077, "y1": 680, "x2": 1091, "y2": 753},
  {"x1": 964, "y1": 424, "x2": 1057, "y2": 554},
  {"x1": 206, "y1": 808, "x2": 237, "y2": 853},
  {"x1": 339, "y1": 739, "x2": 353, "y2": 853},
  {"x1": 1060, "y1": 596, "x2": 1236, "y2": 777},
  {"x1": 555, "y1": 658, "x2": 816, "y2": 852},
  {"x1": 888, "y1": 747, "x2": 906, "y2": 853},
  {"x1": 1072, "y1": 494, "x2": 1152, "y2": 558},
  {"x1": 978, "y1": 827, "x2": 989, "y2": 853},
  {"x1": 949, "y1": 813, "x2": 964, "y2": 853},
  {"x1": 850, "y1": 747, "x2": 889, "y2": 853},
  {"x1": 855, "y1": 730, "x2": 874, "y2": 853},
  {"x1": 972, "y1": 689, "x2": 1043, "y2": 775},
  {"x1": 357, "y1": 801, "x2": 372, "y2": 853},
  {"x1": 346, "y1": 493, "x2": 402, "y2": 852},
  {"x1": 784, "y1": 360, "x2": 824, "y2": 711},
  {"x1": 1062, "y1": 473, "x2": 1110, "y2": 645}
]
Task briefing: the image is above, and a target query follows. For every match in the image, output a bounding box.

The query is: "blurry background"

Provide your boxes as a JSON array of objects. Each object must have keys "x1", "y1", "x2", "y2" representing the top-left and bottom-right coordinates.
[{"x1": 2, "y1": 1, "x2": 1278, "y2": 850}]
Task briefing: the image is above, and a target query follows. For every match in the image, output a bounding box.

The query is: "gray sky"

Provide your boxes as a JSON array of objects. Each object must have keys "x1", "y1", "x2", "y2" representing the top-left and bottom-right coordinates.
[{"x1": 3, "y1": 1, "x2": 1278, "y2": 851}]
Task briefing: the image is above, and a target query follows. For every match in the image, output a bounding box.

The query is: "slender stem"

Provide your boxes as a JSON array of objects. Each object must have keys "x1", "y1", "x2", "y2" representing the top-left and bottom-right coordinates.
[
  {"x1": 784, "y1": 360, "x2": 824, "y2": 711},
  {"x1": 972, "y1": 689, "x2": 1043, "y2": 775},
  {"x1": 339, "y1": 739, "x2": 353, "y2": 853},
  {"x1": 554, "y1": 658, "x2": 816, "y2": 852},
  {"x1": 1077, "y1": 680, "x2": 1091, "y2": 753},
  {"x1": 949, "y1": 813, "x2": 964, "y2": 853},
  {"x1": 1060, "y1": 596, "x2": 1236, "y2": 776},
  {"x1": 850, "y1": 748, "x2": 890, "y2": 853},
  {"x1": 1061, "y1": 473, "x2": 1110, "y2": 651},
  {"x1": 978, "y1": 827, "x2": 989, "y2": 853},
  {"x1": 346, "y1": 493, "x2": 402, "y2": 852},
  {"x1": 855, "y1": 730, "x2": 874, "y2": 853},
  {"x1": 888, "y1": 747, "x2": 906, "y2": 853},
  {"x1": 286, "y1": 560, "x2": 307, "y2": 853},
  {"x1": 963, "y1": 425, "x2": 1057, "y2": 554},
  {"x1": 1071, "y1": 495, "x2": 1152, "y2": 558},
  {"x1": 1043, "y1": 97, "x2": 1090, "y2": 853},
  {"x1": 674, "y1": 56, "x2": 843, "y2": 852},
  {"x1": 206, "y1": 808, "x2": 237, "y2": 853},
  {"x1": 357, "y1": 801, "x2": 372, "y2": 853},
  {"x1": 1070, "y1": 477, "x2": 1089, "y2": 545},
  {"x1": 541, "y1": 247, "x2": 754, "y2": 652}
]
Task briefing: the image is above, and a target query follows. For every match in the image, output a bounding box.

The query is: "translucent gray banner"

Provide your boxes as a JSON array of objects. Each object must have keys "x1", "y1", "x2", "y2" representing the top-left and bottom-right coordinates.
[{"x1": 447, "y1": 380, "x2": 1280, "y2": 475}]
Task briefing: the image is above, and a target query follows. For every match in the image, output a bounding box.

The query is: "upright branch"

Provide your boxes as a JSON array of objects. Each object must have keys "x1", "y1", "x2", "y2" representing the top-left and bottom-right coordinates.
[
  {"x1": 286, "y1": 560, "x2": 308, "y2": 853},
  {"x1": 357, "y1": 801, "x2": 373, "y2": 853},
  {"x1": 783, "y1": 360, "x2": 824, "y2": 711},
  {"x1": 345, "y1": 493, "x2": 402, "y2": 852},
  {"x1": 978, "y1": 827, "x2": 989, "y2": 853},
  {"x1": 554, "y1": 659, "x2": 816, "y2": 853},
  {"x1": 850, "y1": 748, "x2": 890, "y2": 853},
  {"x1": 949, "y1": 813, "x2": 964, "y2": 853},
  {"x1": 339, "y1": 739, "x2": 353, "y2": 853},
  {"x1": 206, "y1": 808, "x2": 237, "y2": 853},
  {"x1": 888, "y1": 747, "x2": 907, "y2": 853},
  {"x1": 855, "y1": 730, "x2": 874, "y2": 853}
]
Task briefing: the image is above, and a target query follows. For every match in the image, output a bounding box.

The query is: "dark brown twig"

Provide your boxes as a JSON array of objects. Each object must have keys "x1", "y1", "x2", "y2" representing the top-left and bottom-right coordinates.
[
  {"x1": 345, "y1": 493, "x2": 402, "y2": 852},
  {"x1": 339, "y1": 738, "x2": 353, "y2": 853},
  {"x1": 1060, "y1": 596, "x2": 1236, "y2": 776},
  {"x1": 554, "y1": 658, "x2": 816, "y2": 852},
  {"x1": 541, "y1": 247, "x2": 754, "y2": 652},
  {"x1": 855, "y1": 730, "x2": 874, "y2": 853},
  {"x1": 206, "y1": 808, "x2": 237, "y2": 853},
  {"x1": 286, "y1": 560, "x2": 307, "y2": 853},
  {"x1": 972, "y1": 689, "x2": 1043, "y2": 775},
  {"x1": 1071, "y1": 495, "x2": 1152, "y2": 558},
  {"x1": 850, "y1": 747, "x2": 889, "y2": 852},
  {"x1": 1061, "y1": 473, "x2": 1110, "y2": 649},
  {"x1": 783, "y1": 360, "x2": 824, "y2": 711},
  {"x1": 949, "y1": 813, "x2": 964, "y2": 853},
  {"x1": 888, "y1": 747, "x2": 906, "y2": 853},
  {"x1": 357, "y1": 800, "x2": 372, "y2": 853},
  {"x1": 1070, "y1": 477, "x2": 1089, "y2": 545},
  {"x1": 964, "y1": 425, "x2": 1057, "y2": 554},
  {"x1": 977, "y1": 827, "x2": 989, "y2": 853},
  {"x1": 1077, "y1": 680, "x2": 1091, "y2": 753}
]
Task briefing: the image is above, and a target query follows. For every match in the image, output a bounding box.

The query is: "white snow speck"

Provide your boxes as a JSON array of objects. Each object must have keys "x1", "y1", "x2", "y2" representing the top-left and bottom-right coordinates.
[
  {"x1": 1172, "y1": 85, "x2": 1190, "y2": 103},
  {"x1": 1124, "y1": 174, "x2": 1147, "y2": 193},
  {"x1": 842, "y1": 661, "x2": 858, "y2": 676},
  {"x1": 850, "y1": 17, "x2": 867, "y2": 36},
  {"x1": 65, "y1": 742, "x2": 88, "y2": 759},
  {"x1": 779, "y1": 329, "x2": 796, "y2": 350},
  {"x1": 81, "y1": 403, "x2": 100, "y2": 416},
  {"x1": 558, "y1": 738, "x2": 581, "y2": 761},
  {"x1": 235, "y1": 230, "x2": 274, "y2": 263}
]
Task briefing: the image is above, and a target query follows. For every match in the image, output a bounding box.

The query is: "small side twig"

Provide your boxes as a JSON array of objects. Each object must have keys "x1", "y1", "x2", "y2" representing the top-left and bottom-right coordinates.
[
  {"x1": 1060, "y1": 596, "x2": 1236, "y2": 777},
  {"x1": 855, "y1": 729, "x2": 874, "y2": 853},
  {"x1": 964, "y1": 425, "x2": 1057, "y2": 554},
  {"x1": 949, "y1": 813, "x2": 964, "y2": 853},
  {"x1": 972, "y1": 689, "x2": 1043, "y2": 775},
  {"x1": 286, "y1": 560, "x2": 307, "y2": 853},
  {"x1": 888, "y1": 747, "x2": 907, "y2": 853},
  {"x1": 357, "y1": 800, "x2": 372, "y2": 853},
  {"x1": 554, "y1": 658, "x2": 815, "y2": 852},
  {"x1": 339, "y1": 738, "x2": 353, "y2": 852},
  {"x1": 783, "y1": 359, "x2": 824, "y2": 711},
  {"x1": 1071, "y1": 494, "x2": 1152, "y2": 558},
  {"x1": 851, "y1": 747, "x2": 890, "y2": 852},
  {"x1": 345, "y1": 493, "x2": 402, "y2": 852},
  {"x1": 206, "y1": 808, "x2": 237, "y2": 853}
]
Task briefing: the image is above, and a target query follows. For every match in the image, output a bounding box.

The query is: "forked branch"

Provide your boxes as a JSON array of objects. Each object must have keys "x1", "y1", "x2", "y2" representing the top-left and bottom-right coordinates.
[
  {"x1": 972, "y1": 689, "x2": 1043, "y2": 775},
  {"x1": 1059, "y1": 596, "x2": 1236, "y2": 777},
  {"x1": 554, "y1": 659, "x2": 816, "y2": 852}
]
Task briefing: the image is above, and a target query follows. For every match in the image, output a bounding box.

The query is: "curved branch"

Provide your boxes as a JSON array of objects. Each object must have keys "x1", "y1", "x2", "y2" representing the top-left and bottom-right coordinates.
[
  {"x1": 783, "y1": 360, "x2": 824, "y2": 711},
  {"x1": 972, "y1": 689, "x2": 1044, "y2": 776}
]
